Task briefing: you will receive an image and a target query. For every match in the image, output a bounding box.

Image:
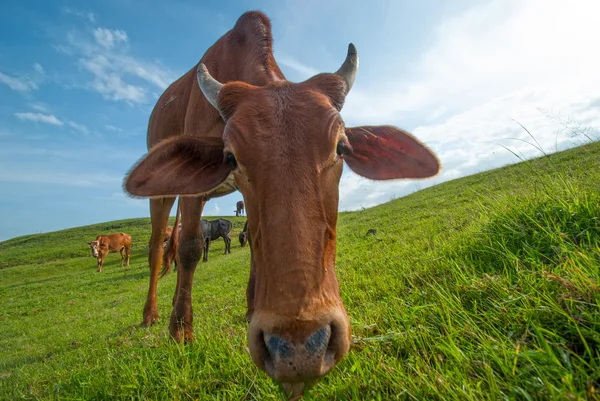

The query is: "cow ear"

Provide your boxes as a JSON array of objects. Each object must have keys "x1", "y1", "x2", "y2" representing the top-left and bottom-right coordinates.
[
  {"x1": 87, "y1": 241, "x2": 92, "y2": 245},
  {"x1": 344, "y1": 126, "x2": 440, "y2": 180},
  {"x1": 124, "y1": 136, "x2": 232, "y2": 197}
]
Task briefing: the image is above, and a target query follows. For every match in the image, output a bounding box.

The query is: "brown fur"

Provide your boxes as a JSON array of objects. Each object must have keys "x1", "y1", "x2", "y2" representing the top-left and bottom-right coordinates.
[
  {"x1": 163, "y1": 226, "x2": 173, "y2": 243},
  {"x1": 124, "y1": 10, "x2": 440, "y2": 392},
  {"x1": 160, "y1": 199, "x2": 180, "y2": 279},
  {"x1": 127, "y1": 11, "x2": 286, "y2": 337},
  {"x1": 87, "y1": 232, "x2": 131, "y2": 272}
]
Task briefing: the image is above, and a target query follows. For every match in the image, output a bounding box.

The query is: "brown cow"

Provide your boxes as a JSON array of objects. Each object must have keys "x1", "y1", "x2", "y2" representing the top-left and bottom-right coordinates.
[
  {"x1": 163, "y1": 222, "x2": 182, "y2": 246},
  {"x1": 124, "y1": 11, "x2": 439, "y2": 396},
  {"x1": 87, "y1": 232, "x2": 131, "y2": 272},
  {"x1": 235, "y1": 200, "x2": 245, "y2": 217}
]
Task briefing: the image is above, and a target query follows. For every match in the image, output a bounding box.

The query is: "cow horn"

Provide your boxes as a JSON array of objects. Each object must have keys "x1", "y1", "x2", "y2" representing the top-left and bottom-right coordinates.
[
  {"x1": 335, "y1": 43, "x2": 359, "y2": 94},
  {"x1": 196, "y1": 63, "x2": 223, "y2": 109}
]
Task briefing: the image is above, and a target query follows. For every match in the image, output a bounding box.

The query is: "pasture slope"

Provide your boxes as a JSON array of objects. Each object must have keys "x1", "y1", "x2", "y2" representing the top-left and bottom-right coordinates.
[{"x1": 1, "y1": 140, "x2": 599, "y2": 400}]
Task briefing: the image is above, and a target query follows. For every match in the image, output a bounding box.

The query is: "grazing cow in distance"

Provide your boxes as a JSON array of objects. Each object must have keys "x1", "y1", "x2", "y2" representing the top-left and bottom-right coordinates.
[
  {"x1": 202, "y1": 217, "x2": 232, "y2": 262},
  {"x1": 239, "y1": 220, "x2": 248, "y2": 247},
  {"x1": 87, "y1": 232, "x2": 131, "y2": 272},
  {"x1": 124, "y1": 11, "x2": 440, "y2": 396},
  {"x1": 163, "y1": 222, "x2": 182, "y2": 247},
  {"x1": 235, "y1": 200, "x2": 245, "y2": 217}
]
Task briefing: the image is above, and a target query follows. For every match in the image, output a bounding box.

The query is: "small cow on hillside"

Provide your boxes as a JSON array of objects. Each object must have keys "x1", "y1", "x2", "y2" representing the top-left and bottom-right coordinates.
[
  {"x1": 201, "y1": 218, "x2": 232, "y2": 262},
  {"x1": 239, "y1": 220, "x2": 248, "y2": 247},
  {"x1": 163, "y1": 222, "x2": 182, "y2": 247},
  {"x1": 235, "y1": 200, "x2": 245, "y2": 217},
  {"x1": 87, "y1": 232, "x2": 132, "y2": 272}
]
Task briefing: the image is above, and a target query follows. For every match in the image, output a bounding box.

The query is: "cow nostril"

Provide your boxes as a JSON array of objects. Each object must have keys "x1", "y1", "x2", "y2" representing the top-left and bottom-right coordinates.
[
  {"x1": 305, "y1": 326, "x2": 331, "y2": 357},
  {"x1": 323, "y1": 323, "x2": 340, "y2": 370},
  {"x1": 264, "y1": 333, "x2": 295, "y2": 361}
]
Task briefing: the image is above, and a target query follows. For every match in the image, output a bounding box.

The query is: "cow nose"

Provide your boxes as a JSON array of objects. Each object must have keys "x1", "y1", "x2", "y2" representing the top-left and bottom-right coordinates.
[{"x1": 259, "y1": 325, "x2": 338, "y2": 383}]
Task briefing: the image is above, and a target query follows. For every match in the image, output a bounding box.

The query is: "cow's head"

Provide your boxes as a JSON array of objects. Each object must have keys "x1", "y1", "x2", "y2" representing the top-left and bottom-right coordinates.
[
  {"x1": 239, "y1": 231, "x2": 248, "y2": 247},
  {"x1": 87, "y1": 241, "x2": 100, "y2": 258},
  {"x1": 124, "y1": 44, "x2": 440, "y2": 394}
]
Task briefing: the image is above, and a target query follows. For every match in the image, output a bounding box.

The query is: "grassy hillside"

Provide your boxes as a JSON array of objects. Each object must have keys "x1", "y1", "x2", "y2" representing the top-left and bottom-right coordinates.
[{"x1": 1, "y1": 141, "x2": 599, "y2": 400}]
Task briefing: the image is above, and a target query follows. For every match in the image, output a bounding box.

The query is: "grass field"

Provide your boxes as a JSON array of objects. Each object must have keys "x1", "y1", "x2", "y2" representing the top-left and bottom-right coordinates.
[{"x1": 1, "y1": 140, "x2": 599, "y2": 400}]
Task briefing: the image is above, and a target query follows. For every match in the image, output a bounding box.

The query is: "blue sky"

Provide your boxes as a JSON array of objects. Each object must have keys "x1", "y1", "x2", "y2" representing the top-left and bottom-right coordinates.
[{"x1": 1, "y1": 0, "x2": 599, "y2": 241}]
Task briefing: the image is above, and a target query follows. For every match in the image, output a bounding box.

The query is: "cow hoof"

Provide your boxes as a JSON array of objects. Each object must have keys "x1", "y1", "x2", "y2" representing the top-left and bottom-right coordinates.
[
  {"x1": 141, "y1": 313, "x2": 160, "y2": 327},
  {"x1": 169, "y1": 320, "x2": 194, "y2": 343}
]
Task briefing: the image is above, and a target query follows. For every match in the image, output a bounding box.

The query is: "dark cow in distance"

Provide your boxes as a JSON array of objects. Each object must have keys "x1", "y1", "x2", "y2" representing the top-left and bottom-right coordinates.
[
  {"x1": 87, "y1": 233, "x2": 131, "y2": 272},
  {"x1": 124, "y1": 11, "x2": 440, "y2": 396},
  {"x1": 239, "y1": 220, "x2": 248, "y2": 247},
  {"x1": 235, "y1": 200, "x2": 245, "y2": 217},
  {"x1": 201, "y1": 217, "x2": 232, "y2": 262}
]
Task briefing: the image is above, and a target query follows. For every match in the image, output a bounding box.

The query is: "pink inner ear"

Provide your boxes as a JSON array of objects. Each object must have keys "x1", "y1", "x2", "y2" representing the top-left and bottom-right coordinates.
[{"x1": 344, "y1": 126, "x2": 440, "y2": 180}]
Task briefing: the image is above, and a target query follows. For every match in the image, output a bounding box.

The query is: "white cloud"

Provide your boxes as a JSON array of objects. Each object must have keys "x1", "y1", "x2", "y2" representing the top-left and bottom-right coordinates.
[
  {"x1": 277, "y1": 54, "x2": 320, "y2": 80},
  {"x1": 0, "y1": 169, "x2": 120, "y2": 188},
  {"x1": 61, "y1": 6, "x2": 95, "y2": 23},
  {"x1": 338, "y1": 88, "x2": 600, "y2": 212},
  {"x1": 68, "y1": 121, "x2": 91, "y2": 135},
  {"x1": 93, "y1": 28, "x2": 128, "y2": 49},
  {"x1": 29, "y1": 102, "x2": 51, "y2": 113},
  {"x1": 342, "y1": 0, "x2": 600, "y2": 125},
  {"x1": 33, "y1": 63, "x2": 45, "y2": 75},
  {"x1": 105, "y1": 124, "x2": 122, "y2": 132},
  {"x1": 79, "y1": 55, "x2": 147, "y2": 103},
  {"x1": 0, "y1": 63, "x2": 45, "y2": 93},
  {"x1": 15, "y1": 112, "x2": 63, "y2": 126},
  {"x1": 334, "y1": 0, "x2": 600, "y2": 211},
  {"x1": 0, "y1": 72, "x2": 37, "y2": 92},
  {"x1": 203, "y1": 202, "x2": 222, "y2": 216},
  {"x1": 59, "y1": 27, "x2": 175, "y2": 104}
]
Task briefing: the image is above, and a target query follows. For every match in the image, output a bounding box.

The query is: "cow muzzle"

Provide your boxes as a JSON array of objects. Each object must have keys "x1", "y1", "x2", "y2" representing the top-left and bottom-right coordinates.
[{"x1": 248, "y1": 309, "x2": 351, "y2": 394}]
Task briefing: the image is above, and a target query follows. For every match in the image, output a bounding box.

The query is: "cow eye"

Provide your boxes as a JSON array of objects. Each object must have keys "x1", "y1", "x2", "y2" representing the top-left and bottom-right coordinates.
[
  {"x1": 225, "y1": 152, "x2": 237, "y2": 168},
  {"x1": 336, "y1": 141, "x2": 350, "y2": 156}
]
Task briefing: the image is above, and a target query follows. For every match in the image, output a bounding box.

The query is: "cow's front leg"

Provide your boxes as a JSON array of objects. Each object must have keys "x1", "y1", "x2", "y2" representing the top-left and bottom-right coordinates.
[
  {"x1": 170, "y1": 196, "x2": 205, "y2": 343},
  {"x1": 97, "y1": 257, "x2": 103, "y2": 273},
  {"x1": 120, "y1": 248, "x2": 125, "y2": 267},
  {"x1": 144, "y1": 197, "x2": 176, "y2": 326}
]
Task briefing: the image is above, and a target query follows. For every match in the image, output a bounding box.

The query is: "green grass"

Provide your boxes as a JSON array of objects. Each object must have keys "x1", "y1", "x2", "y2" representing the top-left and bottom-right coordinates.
[{"x1": 1, "y1": 141, "x2": 599, "y2": 400}]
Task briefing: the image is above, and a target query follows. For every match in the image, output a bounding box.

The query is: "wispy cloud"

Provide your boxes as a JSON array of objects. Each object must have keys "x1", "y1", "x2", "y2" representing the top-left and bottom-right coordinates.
[
  {"x1": 342, "y1": 0, "x2": 600, "y2": 125},
  {"x1": 0, "y1": 72, "x2": 37, "y2": 92},
  {"x1": 203, "y1": 202, "x2": 222, "y2": 216},
  {"x1": 33, "y1": 63, "x2": 44, "y2": 75},
  {"x1": 61, "y1": 6, "x2": 95, "y2": 24},
  {"x1": 0, "y1": 169, "x2": 120, "y2": 188},
  {"x1": 29, "y1": 102, "x2": 51, "y2": 113},
  {"x1": 77, "y1": 53, "x2": 147, "y2": 103},
  {"x1": 93, "y1": 28, "x2": 128, "y2": 49},
  {"x1": 277, "y1": 54, "x2": 320, "y2": 80},
  {"x1": 105, "y1": 124, "x2": 122, "y2": 132},
  {"x1": 57, "y1": 25, "x2": 175, "y2": 104},
  {"x1": 0, "y1": 62, "x2": 45, "y2": 93},
  {"x1": 334, "y1": 0, "x2": 600, "y2": 211},
  {"x1": 15, "y1": 112, "x2": 63, "y2": 126},
  {"x1": 67, "y1": 121, "x2": 91, "y2": 136}
]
